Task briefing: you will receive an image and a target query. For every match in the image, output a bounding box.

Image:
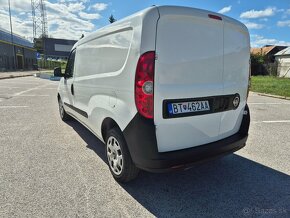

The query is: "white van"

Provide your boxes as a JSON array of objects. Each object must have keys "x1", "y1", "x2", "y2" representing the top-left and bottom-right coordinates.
[{"x1": 57, "y1": 6, "x2": 250, "y2": 182}]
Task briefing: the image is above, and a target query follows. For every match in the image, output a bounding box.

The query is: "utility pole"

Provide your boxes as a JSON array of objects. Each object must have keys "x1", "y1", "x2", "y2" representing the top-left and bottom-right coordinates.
[
  {"x1": 31, "y1": 0, "x2": 48, "y2": 68},
  {"x1": 8, "y1": 0, "x2": 17, "y2": 70}
]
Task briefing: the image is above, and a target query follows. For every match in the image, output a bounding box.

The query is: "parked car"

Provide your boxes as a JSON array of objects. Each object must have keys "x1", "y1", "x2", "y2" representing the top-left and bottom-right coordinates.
[{"x1": 57, "y1": 5, "x2": 251, "y2": 182}]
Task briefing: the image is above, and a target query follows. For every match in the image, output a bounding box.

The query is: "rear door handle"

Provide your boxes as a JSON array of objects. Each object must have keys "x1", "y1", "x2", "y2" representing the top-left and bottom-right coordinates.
[{"x1": 71, "y1": 84, "x2": 74, "y2": 95}]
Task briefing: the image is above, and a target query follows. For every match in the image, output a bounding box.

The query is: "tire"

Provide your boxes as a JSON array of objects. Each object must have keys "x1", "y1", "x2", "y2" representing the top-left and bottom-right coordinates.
[
  {"x1": 106, "y1": 128, "x2": 139, "y2": 182},
  {"x1": 58, "y1": 96, "x2": 71, "y2": 121}
]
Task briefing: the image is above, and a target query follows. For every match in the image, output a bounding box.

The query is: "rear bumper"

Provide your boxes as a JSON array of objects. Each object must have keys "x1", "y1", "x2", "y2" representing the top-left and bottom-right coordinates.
[{"x1": 123, "y1": 105, "x2": 250, "y2": 172}]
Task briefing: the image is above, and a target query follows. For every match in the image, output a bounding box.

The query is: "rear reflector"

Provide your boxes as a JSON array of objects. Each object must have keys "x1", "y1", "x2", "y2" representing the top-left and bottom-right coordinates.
[{"x1": 208, "y1": 14, "x2": 222, "y2": 21}]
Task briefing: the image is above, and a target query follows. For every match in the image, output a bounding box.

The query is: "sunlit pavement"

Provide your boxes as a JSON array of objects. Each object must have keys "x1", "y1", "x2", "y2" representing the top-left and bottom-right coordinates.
[{"x1": 0, "y1": 77, "x2": 289, "y2": 217}]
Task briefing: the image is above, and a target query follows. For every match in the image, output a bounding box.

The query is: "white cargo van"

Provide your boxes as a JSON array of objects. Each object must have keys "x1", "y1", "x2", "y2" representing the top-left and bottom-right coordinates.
[{"x1": 57, "y1": 6, "x2": 250, "y2": 182}]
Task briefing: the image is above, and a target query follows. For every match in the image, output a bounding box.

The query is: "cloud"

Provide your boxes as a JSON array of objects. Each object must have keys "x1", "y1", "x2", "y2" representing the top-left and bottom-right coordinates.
[
  {"x1": 251, "y1": 34, "x2": 290, "y2": 47},
  {"x1": 45, "y1": 1, "x2": 96, "y2": 39},
  {"x1": 0, "y1": 0, "x2": 109, "y2": 40},
  {"x1": 67, "y1": 2, "x2": 86, "y2": 13},
  {"x1": 277, "y1": 20, "x2": 290, "y2": 27},
  {"x1": 59, "y1": 0, "x2": 88, "y2": 2},
  {"x1": 0, "y1": 0, "x2": 31, "y2": 12},
  {"x1": 244, "y1": 22, "x2": 265, "y2": 29},
  {"x1": 91, "y1": 3, "x2": 108, "y2": 11},
  {"x1": 218, "y1": 6, "x2": 232, "y2": 14},
  {"x1": 79, "y1": 11, "x2": 101, "y2": 20},
  {"x1": 0, "y1": 10, "x2": 33, "y2": 41},
  {"x1": 240, "y1": 7, "x2": 276, "y2": 19}
]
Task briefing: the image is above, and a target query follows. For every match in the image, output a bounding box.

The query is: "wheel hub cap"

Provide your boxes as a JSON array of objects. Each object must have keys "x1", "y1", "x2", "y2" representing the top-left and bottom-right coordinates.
[{"x1": 107, "y1": 136, "x2": 123, "y2": 175}]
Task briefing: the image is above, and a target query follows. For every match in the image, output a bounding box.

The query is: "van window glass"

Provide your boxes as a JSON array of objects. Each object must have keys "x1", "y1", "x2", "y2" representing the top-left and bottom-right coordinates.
[
  {"x1": 75, "y1": 30, "x2": 132, "y2": 77},
  {"x1": 65, "y1": 49, "x2": 76, "y2": 78}
]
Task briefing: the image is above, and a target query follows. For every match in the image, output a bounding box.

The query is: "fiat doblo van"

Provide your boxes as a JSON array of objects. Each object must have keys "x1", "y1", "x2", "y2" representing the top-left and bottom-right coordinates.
[{"x1": 57, "y1": 6, "x2": 250, "y2": 182}]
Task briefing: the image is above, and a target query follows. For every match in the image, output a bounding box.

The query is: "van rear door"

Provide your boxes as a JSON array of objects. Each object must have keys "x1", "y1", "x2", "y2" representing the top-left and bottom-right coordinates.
[{"x1": 154, "y1": 7, "x2": 244, "y2": 152}]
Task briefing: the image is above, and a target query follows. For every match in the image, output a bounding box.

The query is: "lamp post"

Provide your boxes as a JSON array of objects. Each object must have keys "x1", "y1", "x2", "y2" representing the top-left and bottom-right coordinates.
[{"x1": 8, "y1": 0, "x2": 17, "y2": 70}]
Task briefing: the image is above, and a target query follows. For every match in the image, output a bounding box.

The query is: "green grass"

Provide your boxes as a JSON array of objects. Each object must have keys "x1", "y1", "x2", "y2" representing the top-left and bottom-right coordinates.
[{"x1": 250, "y1": 76, "x2": 290, "y2": 97}]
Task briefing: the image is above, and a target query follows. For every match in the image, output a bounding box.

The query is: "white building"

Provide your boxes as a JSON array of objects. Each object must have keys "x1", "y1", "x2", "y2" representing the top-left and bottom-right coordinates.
[{"x1": 275, "y1": 47, "x2": 290, "y2": 78}]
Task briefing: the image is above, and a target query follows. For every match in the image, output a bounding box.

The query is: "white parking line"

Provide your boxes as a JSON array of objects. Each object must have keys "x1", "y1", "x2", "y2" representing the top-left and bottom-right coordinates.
[
  {"x1": 262, "y1": 120, "x2": 290, "y2": 123},
  {"x1": 252, "y1": 120, "x2": 290, "y2": 124},
  {"x1": 0, "y1": 106, "x2": 28, "y2": 108},
  {"x1": 0, "y1": 87, "x2": 21, "y2": 89},
  {"x1": 15, "y1": 95, "x2": 50, "y2": 97},
  {"x1": 0, "y1": 81, "x2": 40, "y2": 85},
  {"x1": 13, "y1": 84, "x2": 49, "y2": 96},
  {"x1": 248, "y1": 103, "x2": 290, "y2": 105}
]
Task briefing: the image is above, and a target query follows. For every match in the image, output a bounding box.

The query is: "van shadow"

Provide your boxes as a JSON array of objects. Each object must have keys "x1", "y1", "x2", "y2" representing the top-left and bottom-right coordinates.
[{"x1": 66, "y1": 120, "x2": 290, "y2": 218}]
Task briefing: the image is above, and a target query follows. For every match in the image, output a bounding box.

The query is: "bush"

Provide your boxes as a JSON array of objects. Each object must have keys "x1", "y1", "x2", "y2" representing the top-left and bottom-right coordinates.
[{"x1": 37, "y1": 59, "x2": 67, "y2": 70}]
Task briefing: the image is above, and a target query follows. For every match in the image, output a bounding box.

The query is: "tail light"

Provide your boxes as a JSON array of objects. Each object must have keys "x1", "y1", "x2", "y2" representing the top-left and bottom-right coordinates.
[{"x1": 135, "y1": 51, "x2": 155, "y2": 119}]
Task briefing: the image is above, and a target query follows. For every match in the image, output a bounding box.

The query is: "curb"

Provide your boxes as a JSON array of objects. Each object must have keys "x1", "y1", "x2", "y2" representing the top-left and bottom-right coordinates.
[
  {"x1": 0, "y1": 74, "x2": 34, "y2": 80},
  {"x1": 253, "y1": 92, "x2": 290, "y2": 100}
]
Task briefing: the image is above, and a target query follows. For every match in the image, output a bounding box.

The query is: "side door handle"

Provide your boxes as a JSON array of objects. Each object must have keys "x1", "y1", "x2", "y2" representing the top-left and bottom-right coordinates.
[{"x1": 71, "y1": 84, "x2": 74, "y2": 95}]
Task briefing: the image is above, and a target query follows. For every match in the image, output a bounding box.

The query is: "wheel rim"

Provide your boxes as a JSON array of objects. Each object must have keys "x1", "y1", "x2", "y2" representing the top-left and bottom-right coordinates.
[
  {"x1": 107, "y1": 136, "x2": 123, "y2": 175},
  {"x1": 58, "y1": 99, "x2": 64, "y2": 118}
]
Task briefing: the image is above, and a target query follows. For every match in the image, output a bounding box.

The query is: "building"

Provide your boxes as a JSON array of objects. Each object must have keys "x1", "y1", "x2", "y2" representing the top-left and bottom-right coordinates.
[
  {"x1": 250, "y1": 45, "x2": 287, "y2": 75},
  {"x1": 0, "y1": 28, "x2": 37, "y2": 71},
  {"x1": 275, "y1": 47, "x2": 290, "y2": 78},
  {"x1": 251, "y1": 45, "x2": 287, "y2": 63},
  {"x1": 43, "y1": 38, "x2": 77, "y2": 60}
]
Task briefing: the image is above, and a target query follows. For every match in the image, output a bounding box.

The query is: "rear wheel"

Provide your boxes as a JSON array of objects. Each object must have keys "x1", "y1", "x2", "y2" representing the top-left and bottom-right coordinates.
[
  {"x1": 106, "y1": 128, "x2": 139, "y2": 182},
  {"x1": 58, "y1": 96, "x2": 71, "y2": 121}
]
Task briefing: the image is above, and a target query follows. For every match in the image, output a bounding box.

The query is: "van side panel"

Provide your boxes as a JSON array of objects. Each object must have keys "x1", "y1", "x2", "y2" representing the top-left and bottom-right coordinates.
[
  {"x1": 72, "y1": 7, "x2": 159, "y2": 140},
  {"x1": 73, "y1": 28, "x2": 134, "y2": 137}
]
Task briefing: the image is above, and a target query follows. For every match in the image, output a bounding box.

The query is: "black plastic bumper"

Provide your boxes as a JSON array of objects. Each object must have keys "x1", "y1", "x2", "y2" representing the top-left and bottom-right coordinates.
[{"x1": 123, "y1": 105, "x2": 250, "y2": 172}]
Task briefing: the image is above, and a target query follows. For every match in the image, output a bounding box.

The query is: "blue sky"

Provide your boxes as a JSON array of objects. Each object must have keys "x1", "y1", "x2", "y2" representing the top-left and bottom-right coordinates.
[{"x1": 0, "y1": 0, "x2": 290, "y2": 47}]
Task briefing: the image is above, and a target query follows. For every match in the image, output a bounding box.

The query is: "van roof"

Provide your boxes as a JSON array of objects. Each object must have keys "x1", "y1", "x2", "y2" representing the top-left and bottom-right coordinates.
[{"x1": 73, "y1": 5, "x2": 247, "y2": 50}]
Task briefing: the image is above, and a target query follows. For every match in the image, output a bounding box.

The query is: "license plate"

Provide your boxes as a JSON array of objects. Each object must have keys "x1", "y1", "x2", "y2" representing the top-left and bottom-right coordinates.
[{"x1": 168, "y1": 100, "x2": 210, "y2": 115}]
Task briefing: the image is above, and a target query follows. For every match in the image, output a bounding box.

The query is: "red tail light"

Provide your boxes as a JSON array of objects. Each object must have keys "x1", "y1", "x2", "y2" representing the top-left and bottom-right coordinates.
[{"x1": 135, "y1": 51, "x2": 155, "y2": 119}]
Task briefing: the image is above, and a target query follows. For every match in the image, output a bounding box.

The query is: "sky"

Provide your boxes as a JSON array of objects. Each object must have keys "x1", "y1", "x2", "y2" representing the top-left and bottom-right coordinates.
[{"x1": 0, "y1": 0, "x2": 290, "y2": 47}]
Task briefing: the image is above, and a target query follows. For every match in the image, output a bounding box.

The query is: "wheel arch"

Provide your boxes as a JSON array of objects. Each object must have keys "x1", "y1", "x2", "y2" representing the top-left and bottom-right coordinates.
[{"x1": 101, "y1": 117, "x2": 122, "y2": 142}]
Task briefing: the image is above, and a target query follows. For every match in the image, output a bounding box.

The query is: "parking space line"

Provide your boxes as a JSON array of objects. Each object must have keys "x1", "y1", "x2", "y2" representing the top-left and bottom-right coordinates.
[
  {"x1": 15, "y1": 95, "x2": 50, "y2": 97},
  {"x1": 41, "y1": 87, "x2": 57, "y2": 89},
  {"x1": 0, "y1": 106, "x2": 28, "y2": 108},
  {"x1": 13, "y1": 84, "x2": 49, "y2": 97},
  {"x1": 0, "y1": 81, "x2": 40, "y2": 85},
  {"x1": 252, "y1": 120, "x2": 290, "y2": 124},
  {"x1": 248, "y1": 103, "x2": 290, "y2": 105},
  {"x1": 0, "y1": 87, "x2": 21, "y2": 89},
  {"x1": 262, "y1": 120, "x2": 290, "y2": 123}
]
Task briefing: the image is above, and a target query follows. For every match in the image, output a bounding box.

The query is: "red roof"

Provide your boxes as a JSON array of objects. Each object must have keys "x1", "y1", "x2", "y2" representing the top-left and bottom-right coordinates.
[{"x1": 251, "y1": 46, "x2": 275, "y2": 55}]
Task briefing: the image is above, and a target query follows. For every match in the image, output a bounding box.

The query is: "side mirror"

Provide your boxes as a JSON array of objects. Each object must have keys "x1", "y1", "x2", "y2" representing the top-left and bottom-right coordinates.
[{"x1": 53, "y1": 67, "x2": 64, "y2": 77}]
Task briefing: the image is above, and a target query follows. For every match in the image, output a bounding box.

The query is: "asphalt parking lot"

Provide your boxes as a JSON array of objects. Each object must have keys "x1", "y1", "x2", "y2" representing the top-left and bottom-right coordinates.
[{"x1": 0, "y1": 76, "x2": 289, "y2": 217}]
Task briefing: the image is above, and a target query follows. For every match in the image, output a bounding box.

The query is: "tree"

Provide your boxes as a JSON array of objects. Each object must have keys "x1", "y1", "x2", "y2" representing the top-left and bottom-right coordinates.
[
  {"x1": 250, "y1": 53, "x2": 267, "y2": 75},
  {"x1": 251, "y1": 53, "x2": 266, "y2": 65},
  {"x1": 109, "y1": 14, "x2": 116, "y2": 23}
]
